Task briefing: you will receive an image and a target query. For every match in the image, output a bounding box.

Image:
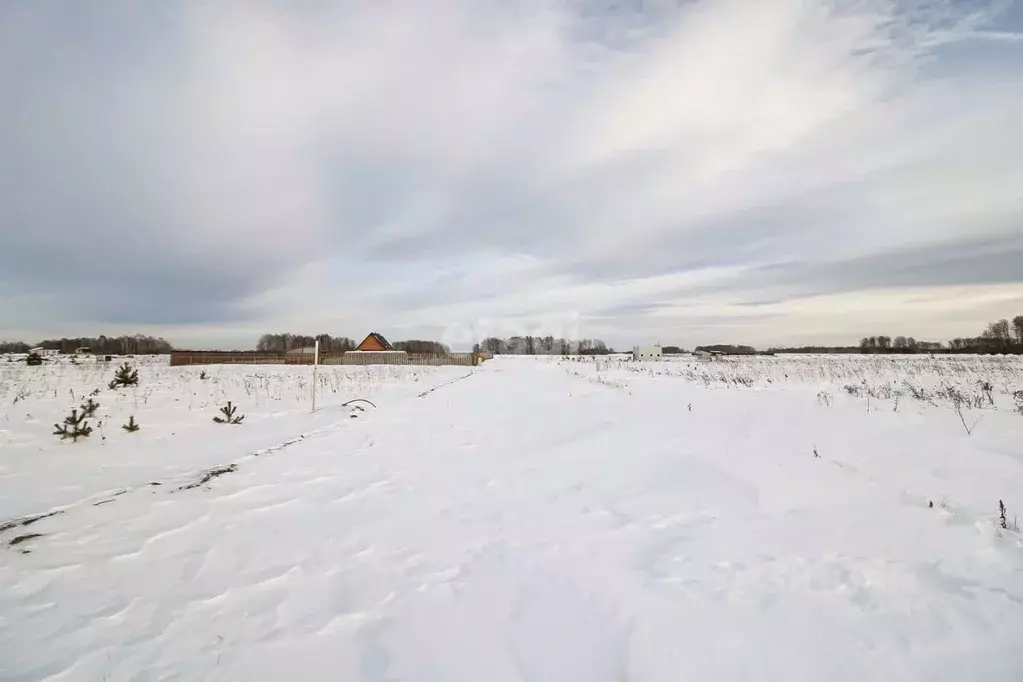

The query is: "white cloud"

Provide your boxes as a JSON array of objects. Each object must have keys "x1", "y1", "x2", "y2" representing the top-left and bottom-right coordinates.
[
  {"x1": 643, "y1": 283, "x2": 1023, "y2": 347},
  {"x1": 0, "y1": 0, "x2": 1020, "y2": 349}
]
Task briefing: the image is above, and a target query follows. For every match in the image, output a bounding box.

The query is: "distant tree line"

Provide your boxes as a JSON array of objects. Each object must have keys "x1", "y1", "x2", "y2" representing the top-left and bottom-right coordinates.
[
  {"x1": 392, "y1": 340, "x2": 450, "y2": 354},
  {"x1": 769, "y1": 346, "x2": 862, "y2": 354},
  {"x1": 858, "y1": 315, "x2": 1023, "y2": 355},
  {"x1": 945, "y1": 314, "x2": 1023, "y2": 354},
  {"x1": 856, "y1": 336, "x2": 943, "y2": 354},
  {"x1": 0, "y1": 335, "x2": 173, "y2": 355},
  {"x1": 255, "y1": 334, "x2": 450, "y2": 355},
  {"x1": 256, "y1": 333, "x2": 357, "y2": 353},
  {"x1": 0, "y1": 341, "x2": 31, "y2": 354},
  {"x1": 661, "y1": 346, "x2": 687, "y2": 354},
  {"x1": 694, "y1": 344, "x2": 759, "y2": 355},
  {"x1": 476, "y1": 336, "x2": 613, "y2": 355}
]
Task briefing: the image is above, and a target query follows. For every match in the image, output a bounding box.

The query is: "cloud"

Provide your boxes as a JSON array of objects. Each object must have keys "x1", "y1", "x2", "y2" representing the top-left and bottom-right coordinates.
[{"x1": 1, "y1": 0, "x2": 1021, "y2": 349}]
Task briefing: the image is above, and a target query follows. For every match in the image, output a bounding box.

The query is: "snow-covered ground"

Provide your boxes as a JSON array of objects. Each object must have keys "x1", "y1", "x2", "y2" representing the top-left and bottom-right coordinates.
[{"x1": 2, "y1": 354, "x2": 1023, "y2": 680}]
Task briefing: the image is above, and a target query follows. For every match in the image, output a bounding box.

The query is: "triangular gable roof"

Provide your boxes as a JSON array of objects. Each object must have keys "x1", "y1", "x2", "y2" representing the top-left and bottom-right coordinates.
[{"x1": 357, "y1": 332, "x2": 393, "y2": 351}]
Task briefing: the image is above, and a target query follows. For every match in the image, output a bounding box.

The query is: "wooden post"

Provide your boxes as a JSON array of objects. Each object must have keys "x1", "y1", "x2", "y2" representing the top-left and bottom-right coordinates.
[{"x1": 312, "y1": 340, "x2": 319, "y2": 412}]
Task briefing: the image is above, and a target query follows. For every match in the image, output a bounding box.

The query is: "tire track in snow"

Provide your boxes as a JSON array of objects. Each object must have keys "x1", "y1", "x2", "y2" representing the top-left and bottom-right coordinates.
[
  {"x1": 1, "y1": 369, "x2": 471, "y2": 543},
  {"x1": 0, "y1": 408, "x2": 365, "y2": 548},
  {"x1": 417, "y1": 370, "x2": 475, "y2": 398},
  {"x1": 1, "y1": 367, "x2": 528, "y2": 554}
]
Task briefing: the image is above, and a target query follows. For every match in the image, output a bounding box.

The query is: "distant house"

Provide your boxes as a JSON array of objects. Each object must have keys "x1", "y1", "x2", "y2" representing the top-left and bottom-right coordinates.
[
  {"x1": 632, "y1": 345, "x2": 662, "y2": 361},
  {"x1": 693, "y1": 350, "x2": 721, "y2": 362},
  {"x1": 74, "y1": 346, "x2": 91, "y2": 355},
  {"x1": 356, "y1": 332, "x2": 393, "y2": 352}
]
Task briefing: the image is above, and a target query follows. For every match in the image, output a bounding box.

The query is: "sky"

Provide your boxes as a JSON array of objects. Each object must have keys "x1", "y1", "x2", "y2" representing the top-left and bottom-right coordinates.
[{"x1": 1, "y1": 0, "x2": 1022, "y2": 351}]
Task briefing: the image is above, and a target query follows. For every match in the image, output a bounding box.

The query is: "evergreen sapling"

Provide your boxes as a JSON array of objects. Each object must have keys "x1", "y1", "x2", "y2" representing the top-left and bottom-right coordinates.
[
  {"x1": 54, "y1": 408, "x2": 93, "y2": 442},
  {"x1": 213, "y1": 401, "x2": 244, "y2": 425},
  {"x1": 109, "y1": 362, "x2": 139, "y2": 389},
  {"x1": 80, "y1": 397, "x2": 100, "y2": 418},
  {"x1": 122, "y1": 416, "x2": 140, "y2": 433}
]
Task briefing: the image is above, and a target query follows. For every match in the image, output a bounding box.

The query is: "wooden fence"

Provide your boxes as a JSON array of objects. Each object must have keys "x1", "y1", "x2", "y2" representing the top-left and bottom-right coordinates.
[{"x1": 170, "y1": 351, "x2": 479, "y2": 367}]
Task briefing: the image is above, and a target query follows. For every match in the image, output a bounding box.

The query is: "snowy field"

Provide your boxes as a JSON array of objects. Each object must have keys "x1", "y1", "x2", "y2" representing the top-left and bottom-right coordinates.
[{"x1": 2, "y1": 353, "x2": 1023, "y2": 680}]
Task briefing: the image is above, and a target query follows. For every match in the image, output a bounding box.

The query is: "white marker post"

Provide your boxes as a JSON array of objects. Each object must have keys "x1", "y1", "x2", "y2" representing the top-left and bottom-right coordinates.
[{"x1": 311, "y1": 339, "x2": 319, "y2": 413}]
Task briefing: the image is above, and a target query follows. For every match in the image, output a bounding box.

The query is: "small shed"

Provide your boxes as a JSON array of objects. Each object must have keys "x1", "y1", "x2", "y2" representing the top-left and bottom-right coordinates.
[
  {"x1": 356, "y1": 332, "x2": 393, "y2": 352},
  {"x1": 632, "y1": 345, "x2": 662, "y2": 361},
  {"x1": 693, "y1": 350, "x2": 720, "y2": 362},
  {"x1": 286, "y1": 346, "x2": 316, "y2": 355}
]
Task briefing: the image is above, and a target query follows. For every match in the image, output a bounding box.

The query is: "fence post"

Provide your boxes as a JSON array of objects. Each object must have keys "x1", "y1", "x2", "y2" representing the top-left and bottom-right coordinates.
[{"x1": 311, "y1": 340, "x2": 320, "y2": 412}]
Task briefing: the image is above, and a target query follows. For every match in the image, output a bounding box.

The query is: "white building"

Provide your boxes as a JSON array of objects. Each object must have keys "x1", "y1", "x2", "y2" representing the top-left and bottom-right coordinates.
[{"x1": 632, "y1": 345, "x2": 662, "y2": 361}]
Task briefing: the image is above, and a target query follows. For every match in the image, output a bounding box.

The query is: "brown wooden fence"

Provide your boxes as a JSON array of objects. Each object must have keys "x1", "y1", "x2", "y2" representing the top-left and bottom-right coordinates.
[
  {"x1": 170, "y1": 351, "x2": 479, "y2": 367},
  {"x1": 321, "y1": 352, "x2": 477, "y2": 366}
]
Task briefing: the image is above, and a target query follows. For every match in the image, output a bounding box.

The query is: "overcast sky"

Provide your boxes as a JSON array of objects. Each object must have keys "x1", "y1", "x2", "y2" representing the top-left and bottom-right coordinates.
[{"x1": 2, "y1": 0, "x2": 1022, "y2": 350}]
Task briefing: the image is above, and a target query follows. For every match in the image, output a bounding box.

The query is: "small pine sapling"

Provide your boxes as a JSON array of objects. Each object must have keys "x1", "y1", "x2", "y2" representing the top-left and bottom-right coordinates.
[
  {"x1": 80, "y1": 397, "x2": 100, "y2": 418},
  {"x1": 25, "y1": 351, "x2": 43, "y2": 366},
  {"x1": 213, "y1": 401, "x2": 245, "y2": 425},
  {"x1": 109, "y1": 362, "x2": 139, "y2": 389},
  {"x1": 199, "y1": 370, "x2": 208, "y2": 380},
  {"x1": 122, "y1": 416, "x2": 140, "y2": 433},
  {"x1": 999, "y1": 500, "x2": 1008, "y2": 530},
  {"x1": 53, "y1": 408, "x2": 93, "y2": 442}
]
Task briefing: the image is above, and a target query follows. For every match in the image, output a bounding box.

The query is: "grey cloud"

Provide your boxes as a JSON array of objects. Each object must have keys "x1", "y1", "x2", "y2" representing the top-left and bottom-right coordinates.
[
  {"x1": 2, "y1": 0, "x2": 1021, "y2": 344},
  {"x1": 794, "y1": 233, "x2": 1023, "y2": 293},
  {"x1": 0, "y1": 235, "x2": 256, "y2": 326},
  {"x1": 644, "y1": 232, "x2": 1023, "y2": 308}
]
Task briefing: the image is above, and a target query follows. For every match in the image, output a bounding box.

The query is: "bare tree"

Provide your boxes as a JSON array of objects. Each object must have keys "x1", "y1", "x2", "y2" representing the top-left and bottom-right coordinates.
[
  {"x1": 986, "y1": 319, "x2": 1011, "y2": 342},
  {"x1": 482, "y1": 337, "x2": 505, "y2": 354}
]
